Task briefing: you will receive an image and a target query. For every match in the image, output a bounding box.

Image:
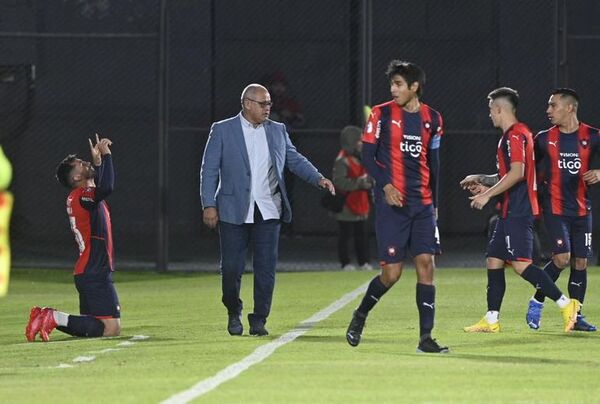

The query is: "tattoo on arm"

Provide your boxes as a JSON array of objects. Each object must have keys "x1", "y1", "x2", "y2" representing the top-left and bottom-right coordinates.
[{"x1": 480, "y1": 174, "x2": 500, "y2": 187}]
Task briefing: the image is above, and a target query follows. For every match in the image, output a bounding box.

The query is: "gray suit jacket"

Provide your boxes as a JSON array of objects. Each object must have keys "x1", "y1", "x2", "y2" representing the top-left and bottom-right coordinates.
[{"x1": 200, "y1": 113, "x2": 323, "y2": 224}]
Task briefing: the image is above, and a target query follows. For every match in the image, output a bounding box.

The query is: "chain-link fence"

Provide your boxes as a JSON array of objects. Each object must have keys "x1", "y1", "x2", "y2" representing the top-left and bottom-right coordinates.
[{"x1": 1, "y1": 0, "x2": 599, "y2": 270}]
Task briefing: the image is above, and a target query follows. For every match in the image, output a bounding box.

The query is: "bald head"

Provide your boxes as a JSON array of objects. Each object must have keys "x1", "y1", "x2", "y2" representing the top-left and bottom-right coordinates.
[
  {"x1": 240, "y1": 83, "x2": 272, "y2": 125},
  {"x1": 241, "y1": 84, "x2": 269, "y2": 105}
]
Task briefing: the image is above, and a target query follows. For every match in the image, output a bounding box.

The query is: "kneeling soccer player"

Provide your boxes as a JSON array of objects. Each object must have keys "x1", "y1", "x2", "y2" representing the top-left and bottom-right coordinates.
[{"x1": 25, "y1": 135, "x2": 121, "y2": 342}]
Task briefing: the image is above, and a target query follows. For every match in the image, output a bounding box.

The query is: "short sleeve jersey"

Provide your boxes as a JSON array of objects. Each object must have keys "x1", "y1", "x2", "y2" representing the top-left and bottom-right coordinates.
[
  {"x1": 362, "y1": 101, "x2": 443, "y2": 206},
  {"x1": 496, "y1": 122, "x2": 539, "y2": 218},
  {"x1": 535, "y1": 123, "x2": 600, "y2": 216}
]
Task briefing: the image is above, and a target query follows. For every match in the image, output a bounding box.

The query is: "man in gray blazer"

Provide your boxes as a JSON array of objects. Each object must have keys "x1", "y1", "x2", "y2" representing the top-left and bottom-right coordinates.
[{"x1": 200, "y1": 83, "x2": 335, "y2": 336}]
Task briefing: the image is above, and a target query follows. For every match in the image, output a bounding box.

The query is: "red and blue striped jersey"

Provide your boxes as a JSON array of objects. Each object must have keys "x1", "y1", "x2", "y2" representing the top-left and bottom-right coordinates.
[
  {"x1": 66, "y1": 155, "x2": 115, "y2": 275},
  {"x1": 535, "y1": 123, "x2": 600, "y2": 216},
  {"x1": 362, "y1": 101, "x2": 443, "y2": 207},
  {"x1": 496, "y1": 122, "x2": 539, "y2": 218}
]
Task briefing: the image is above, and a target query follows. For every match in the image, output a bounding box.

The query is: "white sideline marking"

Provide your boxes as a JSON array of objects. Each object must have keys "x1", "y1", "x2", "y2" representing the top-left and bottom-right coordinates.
[
  {"x1": 55, "y1": 363, "x2": 74, "y2": 368},
  {"x1": 162, "y1": 282, "x2": 368, "y2": 404},
  {"x1": 93, "y1": 348, "x2": 123, "y2": 353},
  {"x1": 50, "y1": 335, "x2": 150, "y2": 369},
  {"x1": 117, "y1": 341, "x2": 135, "y2": 347},
  {"x1": 73, "y1": 356, "x2": 95, "y2": 363}
]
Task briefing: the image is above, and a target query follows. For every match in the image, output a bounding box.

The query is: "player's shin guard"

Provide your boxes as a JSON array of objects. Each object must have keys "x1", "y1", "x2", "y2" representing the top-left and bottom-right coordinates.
[
  {"x1": 58, "y1": 315, "x2": 105, "y2": 337},
  {"x1": 356, "y1": 276, "x2": 389, "y2": 315},
  {"x1": 486, "y1": 268, "x2": 506, "y2": 311},
  {"x1": 416, "y1": 283, "x2": 435, "y2": 338},
  {"x1": 521, "y1": 264, "x2": 562, "y2": 302},
  {"x1": 568, "y1": 268, "x2": 587, "y2": 305},
  {"x1": 533, "y1": 261, "x2": 562, "y2": 302}
]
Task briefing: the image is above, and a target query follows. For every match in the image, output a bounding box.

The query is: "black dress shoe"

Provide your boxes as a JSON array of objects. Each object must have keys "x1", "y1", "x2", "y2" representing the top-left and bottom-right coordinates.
[
  {"x1": 249, "y1": 323, "x2": 269, "y2": 336},
  {"x1": 227, "y1": 314, "x2": 243, "y2": 336},
  {"x1": 248, "y1": 313, "x2": 269, "y2": 336}
]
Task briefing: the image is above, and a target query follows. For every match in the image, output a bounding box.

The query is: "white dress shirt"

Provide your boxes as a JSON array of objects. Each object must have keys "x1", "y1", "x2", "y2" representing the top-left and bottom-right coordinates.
[{"x1": 240, "y1": 114, "x2": 282, "y2": 223}]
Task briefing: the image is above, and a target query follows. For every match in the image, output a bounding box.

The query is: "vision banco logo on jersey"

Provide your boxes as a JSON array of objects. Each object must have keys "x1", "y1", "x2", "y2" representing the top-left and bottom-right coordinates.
[
  {"x1": 558, "y1": 152, "x2": 581, "y2": 175},
  {"x1": 401, "y1": 134, "x2": 422, "y2": 158}
]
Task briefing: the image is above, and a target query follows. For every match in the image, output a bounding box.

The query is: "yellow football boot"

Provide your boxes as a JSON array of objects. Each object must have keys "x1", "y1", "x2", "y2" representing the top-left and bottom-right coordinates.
[
  {"x1": 463, "y1": 317, "x2": 500, "y2": 333},
  {"x1": 561, "y1": 299, "x2": 581, "y2": 332}
]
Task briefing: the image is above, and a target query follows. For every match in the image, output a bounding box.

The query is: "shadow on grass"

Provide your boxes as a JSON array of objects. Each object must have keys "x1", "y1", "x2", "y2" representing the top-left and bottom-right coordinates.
[
  {"x1": 295, "y1": 334, "x2": 348, "y2": 343},
  {"x1": 395, "y1": 352, "x2": 598, "y2": 366}
]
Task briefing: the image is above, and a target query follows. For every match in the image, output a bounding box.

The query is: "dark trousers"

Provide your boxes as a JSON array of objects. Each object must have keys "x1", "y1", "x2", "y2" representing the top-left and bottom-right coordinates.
[
  {"x1": 219, "y1": 208, "x2": 280, "y2": 321},
  {"x1": 337, "y1": 220, "x2": 370, "y2": 267}
]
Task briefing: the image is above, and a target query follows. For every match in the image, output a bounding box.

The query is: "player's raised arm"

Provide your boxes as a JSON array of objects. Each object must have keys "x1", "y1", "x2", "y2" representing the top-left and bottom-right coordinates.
[{"x1": 93, "y1": 135, "x2": 114, "y2": 201}]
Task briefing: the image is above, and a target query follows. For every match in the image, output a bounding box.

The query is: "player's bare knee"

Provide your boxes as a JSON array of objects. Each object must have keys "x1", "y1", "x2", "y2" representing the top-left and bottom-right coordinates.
[
  {"x1": 103, "y1": 326, "x2": 120, "y2": 337},
  {"x1": 101, "y1": 319, "x2": 121, "y2": 337},
  {"x1": 486, "y1": 257, "x2": 505, "y2": 270},
  {"x1": 414, "y1": 259, "x2": 434, "y2": 283},
  {"x1": 380, "y1": 267, "x2": 402, "y2": 286},
  {"x1": 511, "y1": 261, "x2": 529, "y2": 275},
  {"x1": 574, "y1": 257, "x2": 588, "y2": 270},
  {"x1": 553, "y1": 254, "x2": 570, "y2": 269}
]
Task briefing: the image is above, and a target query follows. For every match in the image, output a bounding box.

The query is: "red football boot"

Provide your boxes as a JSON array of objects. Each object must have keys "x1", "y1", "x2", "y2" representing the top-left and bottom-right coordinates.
[
  {"x1": 39, "y1": 307, "x2": 58, "y2": 342},
  {"x1": 25, "y1": 306, "x2": 43, "y2": 342}
]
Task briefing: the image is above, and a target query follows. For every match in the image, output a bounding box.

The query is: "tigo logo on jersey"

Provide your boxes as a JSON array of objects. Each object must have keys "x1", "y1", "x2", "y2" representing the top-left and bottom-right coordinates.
[
  {"x1": 558, "y1": 153, "x2": 581, "y2": 175},
  {"x1": 400, "y1": 134, "x2": 422, "y2": 158}
]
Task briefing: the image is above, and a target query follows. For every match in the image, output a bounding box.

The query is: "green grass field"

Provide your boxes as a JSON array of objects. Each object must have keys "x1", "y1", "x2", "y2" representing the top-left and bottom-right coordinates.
[{"x1": 2, "y1": 267, "x2": 600, "y2": 403}]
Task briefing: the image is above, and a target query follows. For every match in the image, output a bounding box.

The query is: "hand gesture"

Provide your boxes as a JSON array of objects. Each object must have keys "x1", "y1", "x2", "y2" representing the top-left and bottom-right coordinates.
[
  {"x1": 319, "y1": 178, "x2": 336, "y2": 195},
  {"x1": 459, "y1": 174, "x2": 482, "y2": 190},
  {"x1": 582, "y1": 169, "x2": 600, "y2": 185},
  {"x1": 383, "y1": 183, "x2": 403, "y2": 207},
  {"x1": 88, "y1": 134, "x2": 102, "y2": 165},
  {"x1": 469, "y1": 192, "x2": 491, "y2": 210},
  {"x1": 88, "y1": 133, "x2": 112, "y2": 165},
  {"x1": 468, "y1": 183, "x2": 488, "y2": 196}
]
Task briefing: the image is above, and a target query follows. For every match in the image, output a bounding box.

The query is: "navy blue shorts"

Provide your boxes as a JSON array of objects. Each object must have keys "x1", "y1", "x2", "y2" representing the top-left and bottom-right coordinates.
[
  {"x1": 486, "y1": 216, "x2": 533, "y2": 263},
  {"x1": 74, "y1": 272, "x2": 121, "y2": 319},
  {"x1": 544, "y1": 213, "x2": 592, "y2": 258},
  {"x1": 374, "y1": 202, "x2": 439, "y2": 264}
]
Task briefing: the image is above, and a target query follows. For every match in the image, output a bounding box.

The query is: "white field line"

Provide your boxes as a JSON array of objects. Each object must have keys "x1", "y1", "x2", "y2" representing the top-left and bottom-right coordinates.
[
  {"x1": 73, "y1": 355, "x2": 95, "y2": 363},
  {"x1": 162, "y1": 282, "x2": 368, "y2": 404},
  {"x1": 50, "y1": 335, "x2": 150, "y2": 369},
  {"x1": 16, "y1": 334, "x2": 150, "y2": 346}
]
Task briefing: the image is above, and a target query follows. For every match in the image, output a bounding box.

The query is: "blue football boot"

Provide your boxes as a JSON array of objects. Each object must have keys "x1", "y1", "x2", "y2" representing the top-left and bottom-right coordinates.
[
  {"x1": 526, "y1": 299, "x2": 544, "y2": 330},
  {"x1": 573, "y1": 314, "x2": 597, "y2": 332}
]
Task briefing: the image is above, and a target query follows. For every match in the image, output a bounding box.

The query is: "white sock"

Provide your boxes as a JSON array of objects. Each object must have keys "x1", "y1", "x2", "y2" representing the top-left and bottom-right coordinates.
[
  {"x1": 485, "y1": 311, "x2": 499, "y2": 324},
  {"x1": 52, "y1": 311, "x2": 69, "y2": 327},
  {"x1": 555, "y1": 295, "x2": 570, "y2": 309}
]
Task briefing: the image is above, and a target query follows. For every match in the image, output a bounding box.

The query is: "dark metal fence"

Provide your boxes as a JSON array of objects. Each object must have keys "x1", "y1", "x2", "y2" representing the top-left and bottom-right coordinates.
[{"x1": 1, "y1": 0, "x2": 599, "y2": 270}]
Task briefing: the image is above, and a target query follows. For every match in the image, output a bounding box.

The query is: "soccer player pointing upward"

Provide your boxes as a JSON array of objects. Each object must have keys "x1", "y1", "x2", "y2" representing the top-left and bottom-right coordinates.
[
  {"x1": 461, "y1": 88, "x2": 580, "y2": 333},
  {"x1": 346, "y1": 60, "x2": 447, "y2": 353},
  {"x1": 25, "y1": 134, "x2": 121, "y2": 342}
]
